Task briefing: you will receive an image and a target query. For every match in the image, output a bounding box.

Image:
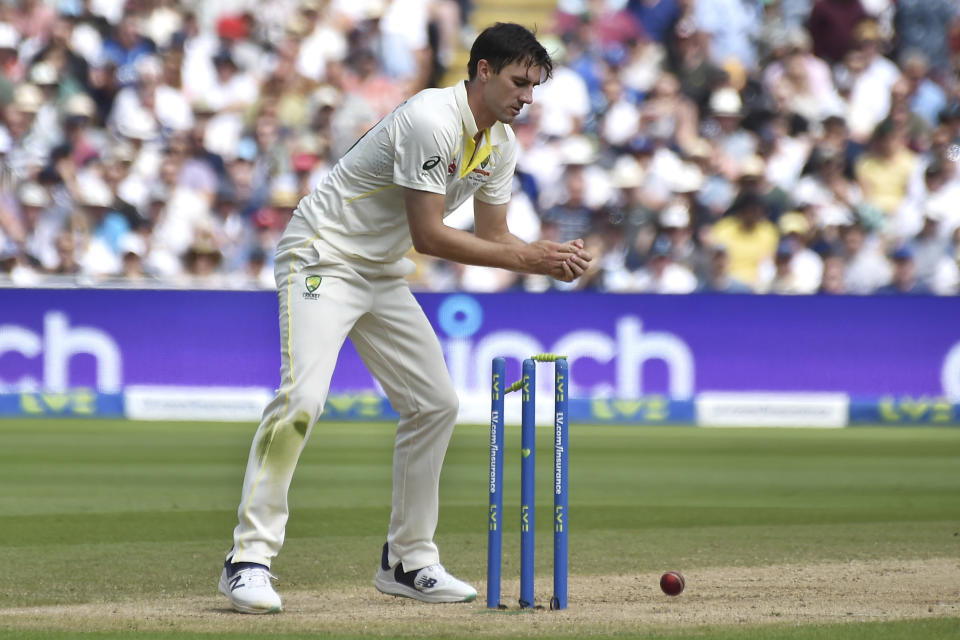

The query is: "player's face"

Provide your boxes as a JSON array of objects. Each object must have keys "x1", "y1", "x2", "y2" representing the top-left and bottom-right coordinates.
[{"x1": 483, "y1": 61, "x2": 542, "y2": 124}]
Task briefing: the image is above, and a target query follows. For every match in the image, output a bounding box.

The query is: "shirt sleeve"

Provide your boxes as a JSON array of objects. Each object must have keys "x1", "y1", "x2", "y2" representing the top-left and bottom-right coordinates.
[
  {"x1": 475, "y1": 129, "x2": 517, "y2": 205},
  {"x1": 391, "y1": 101, "x2": 459, "y2": 195}
]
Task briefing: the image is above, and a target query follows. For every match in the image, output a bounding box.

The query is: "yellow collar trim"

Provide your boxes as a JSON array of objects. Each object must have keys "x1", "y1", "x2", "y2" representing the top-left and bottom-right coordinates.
[{"x1": 461, "y1": 127, "x2": 492, "y2": 179}]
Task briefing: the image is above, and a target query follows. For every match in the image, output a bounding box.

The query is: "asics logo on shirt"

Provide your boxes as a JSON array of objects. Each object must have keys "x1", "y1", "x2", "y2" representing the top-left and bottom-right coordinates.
[{"x1": 422, "y1": 155, "x2": 442, "y2": 171}]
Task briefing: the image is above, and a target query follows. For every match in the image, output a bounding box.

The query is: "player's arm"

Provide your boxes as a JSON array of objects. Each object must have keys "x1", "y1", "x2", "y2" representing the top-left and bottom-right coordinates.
[
  {"x1": 404, "y1": 188, "x2": 592, "y2": 282},
  {"x1": 473, "y1": 196, "x2": 588, "y2": 258},
  {"x1": 472, "y1": 198, "x2": 526, "y2": 247}
]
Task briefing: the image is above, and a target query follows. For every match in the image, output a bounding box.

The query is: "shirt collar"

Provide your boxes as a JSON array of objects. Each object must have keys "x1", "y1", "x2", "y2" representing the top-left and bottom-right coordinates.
[{"x1": 453, "y1": 80, "x2": 509, "y2": 146}]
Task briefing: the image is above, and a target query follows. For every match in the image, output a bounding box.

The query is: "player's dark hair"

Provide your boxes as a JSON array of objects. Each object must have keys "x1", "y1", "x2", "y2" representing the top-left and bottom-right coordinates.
[{"x1": 467, "y1": 23, "x2": 553, "y2": 82}]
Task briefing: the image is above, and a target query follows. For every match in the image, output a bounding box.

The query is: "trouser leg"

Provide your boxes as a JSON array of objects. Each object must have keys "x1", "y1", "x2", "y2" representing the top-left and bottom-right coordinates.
[
  {"x1": 349, "y1": 279, "x2": 459, "y2": 571},
  {"x1": 232, "y1": 267, "x2": 367, "y2": 566}
]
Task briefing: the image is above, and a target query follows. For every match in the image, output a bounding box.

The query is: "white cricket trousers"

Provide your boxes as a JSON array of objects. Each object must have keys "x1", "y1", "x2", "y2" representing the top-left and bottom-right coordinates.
[{"x1": 231, "y1": 216, "x2": 459, "y2": 572}]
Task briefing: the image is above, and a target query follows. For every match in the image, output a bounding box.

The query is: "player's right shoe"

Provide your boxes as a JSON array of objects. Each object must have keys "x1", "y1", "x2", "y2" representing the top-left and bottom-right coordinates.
[
  {"x1": 374, "y1": 543, "x2": 477, "y2": 603},
  {"x1": 218, "y1": 559, "x2": 282, "y2": 614}
]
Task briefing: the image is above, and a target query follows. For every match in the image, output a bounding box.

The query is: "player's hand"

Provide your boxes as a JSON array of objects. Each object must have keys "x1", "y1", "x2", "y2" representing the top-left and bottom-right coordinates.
[{"x1": 525, "y1": 239, "x2": 593, "y2": 282}]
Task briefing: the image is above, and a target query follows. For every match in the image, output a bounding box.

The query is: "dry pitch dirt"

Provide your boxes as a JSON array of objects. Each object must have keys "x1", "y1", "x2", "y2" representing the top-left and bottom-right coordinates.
[{"x1": 2, "y1": 558, "x2": 958, "y2": 637}]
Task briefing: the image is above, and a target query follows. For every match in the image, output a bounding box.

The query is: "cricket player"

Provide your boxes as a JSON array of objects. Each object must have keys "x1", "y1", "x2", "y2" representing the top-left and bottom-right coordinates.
[{"x1": 219, "y1": 22, "x2": 593, "y2": 613}]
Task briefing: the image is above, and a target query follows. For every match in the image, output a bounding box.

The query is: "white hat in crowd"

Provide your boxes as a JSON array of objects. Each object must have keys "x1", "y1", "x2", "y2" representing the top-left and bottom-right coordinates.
[
  {"x1": 29, "y1": 62, "x2": 59, "y2": 86},
  {"x1": 0, "y1": 22, "x2": 19, "y2": 50},
  {"x1": 13, "y1": 84, "x2": 44, "y2": 113},
  {"x1": 19, "y1": 182, "x2": 50, "y2": 208},
  {"x1": 611, "y1": 155, "x2": 645, "y2": 189},
  {"x1": 559, "y1": 135, "x2": 598, "y2": 166},
  {"x1": 709, "y1": 87, "x2": 742, "y2": 116},
  {"x1": 116, "y1": 107, "x2": 159, "y2": 141},
  {"x1": 739, "y1": 155, "x2": 766, "y2": 179},
  {"x1": 64, "y1": 93, "x2": 97, "y2": 119},
  {"x1": 659, "y1": 201, "x2": 691, "y2": 228},
  {"x1": 667, "y1": 162, "x2": 704, "y2": 194},
  {"x1": 79, "y1": 178, "x2": 114, "y2": 208},
  {"x1": 118, "y1": 233, "x2": 147, "y2": 257}
]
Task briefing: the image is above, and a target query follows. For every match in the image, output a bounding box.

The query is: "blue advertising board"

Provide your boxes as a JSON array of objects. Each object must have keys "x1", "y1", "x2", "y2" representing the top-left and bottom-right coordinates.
[{"x1": 2, "y1": 289, "x2": 959, "y2": 404}]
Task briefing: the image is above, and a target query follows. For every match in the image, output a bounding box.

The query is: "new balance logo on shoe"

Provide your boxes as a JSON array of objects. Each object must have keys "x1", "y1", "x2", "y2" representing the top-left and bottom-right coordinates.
[
  {"x1": 415, "y1": 576, "x2": 438, "y2": 589},
  {"x1": 218, "y1": 560, "x2": 282, "y2": 614},
  {"x1": 373, "y1": 542, "x2": 477, "y2": 603}
]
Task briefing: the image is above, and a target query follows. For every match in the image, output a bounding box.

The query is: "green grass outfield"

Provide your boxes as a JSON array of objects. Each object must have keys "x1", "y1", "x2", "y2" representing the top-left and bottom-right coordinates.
[{"x1": 0, "y1": 419, "x2": 958, "y2": 639}]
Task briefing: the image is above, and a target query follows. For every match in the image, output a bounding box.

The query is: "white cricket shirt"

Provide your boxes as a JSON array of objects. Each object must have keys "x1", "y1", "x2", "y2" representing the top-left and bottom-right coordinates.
[{"x1": 295, "y1": 80, "x2": 517, "y2": 265}]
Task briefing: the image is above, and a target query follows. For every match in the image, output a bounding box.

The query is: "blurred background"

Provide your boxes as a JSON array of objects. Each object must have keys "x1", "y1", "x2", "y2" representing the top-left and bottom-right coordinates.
[
  {"x1": 1, "y1": 0, "x2": 959, "y2": 426},
  {"x1": 1, "y1": 0, "x2": 959, "y2": 295}
]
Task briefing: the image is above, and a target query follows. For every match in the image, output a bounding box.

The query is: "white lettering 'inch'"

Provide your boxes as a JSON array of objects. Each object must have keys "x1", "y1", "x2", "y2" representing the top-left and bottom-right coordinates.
[{"x1": 461, "y1": 317, "x2": 695, "y2": 400}]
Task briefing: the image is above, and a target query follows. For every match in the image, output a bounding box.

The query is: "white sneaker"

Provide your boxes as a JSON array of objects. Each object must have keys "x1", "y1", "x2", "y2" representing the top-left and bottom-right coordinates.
[
  {"x1": 374, "y1": 543, "x2": 477, "y2": 603},
  {"x1": 218, "y1": 560, "x2": 282, "y2": 614}
]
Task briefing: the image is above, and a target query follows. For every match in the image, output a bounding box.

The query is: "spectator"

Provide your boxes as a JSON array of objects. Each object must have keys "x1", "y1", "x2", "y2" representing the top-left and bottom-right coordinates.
[
  {"x1": 794, "y1": 145, "x2": 861, "y2": 230},
  {"x1": 634, "y1": 234, "x2": 698, "y2": 293},
  {"x1": 756, "y1": 112, "x2": 813, "y2": 193},
  {"x1": 50, "y1": 229, "x2": 80, "y2": 276},
  {"x1": 116, "y1": 232, "x2": 151, "y2": 281},
  {"x1": 618, "y1": 31, "x2": 667, "y2": 96},
  {"x1": 201, "y1": 47, "x2": 258, "y2": 159},
  {"x1": 702, "y1": 87, "x2": 758, "y2": 177},
  {"x1": 764, "y1": 27, "x2": 844, "y2": 124},
  {"x1": 180, "y1": 232, "x2": 224, "y2": 287},
  {"x1": 597, "y1": 69, "x2": 641, "y2": 148},
  {"x1": 839, "y1": 21, "x2": 901, "y2": 143},
  {"x1": 109, "y1": 54, "x2": 191, "y2": 144},
  {"x1": 758, "y1": 210, "x2": 823, "y2": 292},
  {"x1": 531, "y1": 43, "x2": 592, "y2": 139},
  {"x1": 378, "y1": 0, "x2": 432, "y2": 90},
  {"x1": 893, "y1": 161, "x2": 958, "y2": 241},
  {"x1": 807, "y1": 0, "x2": 868, "y2": 64},
  {"x1": 29, "y1": 14, "x2": 90, "y2": 99},
  {"x1": 542, "y1": 162, "x2": 598, "y2": 244},
  {"x1": 909, "y1": 208, "x2": 950, "y2": 290},
  {"x1": 0, "y1": 240, "x2": 41, "y2": 285},
  {"x1": 657, "y1": 199, "x2": 698, "y2": 271},
  {"x1": 638, "y1": 72, "x2": 699, "y2": 154},
  {"x1": 693, "y1": 0, "x2": 764, "y2": 71},
  {"x1": 894, "y1": 0, "x2": 959, "y2": 78},
  {"x1": 764, "y1": 239, "x2": 807, "y2": 293},
  {"x1": 0, "y1": 22, "x2": 25, "y2": 91},
  {"x1": 874, "y1": 245, "x2": 930, "y2": 294},
  {"x1": 627, "y1": 0, "x2": 681, "y2": 44},
  {"x1": 74, "y1": 177, "x2": 128, "y2": 277},
  {"x1": 102, "y1": 12, "x2": 155, "y2": 86},
  {"x1": 296, "y1": 0, "x2": 349, "y2": 83},
  {"x1": 241, "y1": 246, "x2": 275, "y2": 289},
  {"x1": 340, "y1": 48, "x2": 406, "y2": 120},
  {"x1": 817, "y1": 250, "x2": 848, "y2": 293},
  {"x1": 697, "y1": 244, "x2": 752, "y2": 292},
  {"x1": 5, "y1": 83, "x2": 48, "y2": 179},
  {"x1": 61, "y1": 93, "x2": 102, "y2": 169},
  {"x1": 854, "y1": 118, "x2": 918, "y2": 221},
  {"x1": 840, "y1": 221, "x2": 891, "y2": 293},
  {"x1": 16, "y1": 180, "x2": 60, "y2": 271},
  {"x1": 710, "y1": 191, "x2": 779, "y2": 290},
  {"x1": 899, "y1": 50, "x2": 948, "y2": 131},
  {"x1": 668, "y1": 26, "x2": 724, "y2": 110}
]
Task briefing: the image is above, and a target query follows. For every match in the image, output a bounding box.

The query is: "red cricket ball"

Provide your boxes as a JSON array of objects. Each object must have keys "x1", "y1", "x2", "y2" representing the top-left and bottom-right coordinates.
[{"x1": 660, "y1": 571, "x2": 685, "y2": 596}]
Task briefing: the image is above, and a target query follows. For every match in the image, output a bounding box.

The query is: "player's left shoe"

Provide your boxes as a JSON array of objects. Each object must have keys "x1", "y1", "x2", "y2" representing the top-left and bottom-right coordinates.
[
  {"x1": 218, "y1": 559, "x2": 282, "y2": 614},
  {"x1": 374, "y1": 543, "x2": 477, "y2": 603}
]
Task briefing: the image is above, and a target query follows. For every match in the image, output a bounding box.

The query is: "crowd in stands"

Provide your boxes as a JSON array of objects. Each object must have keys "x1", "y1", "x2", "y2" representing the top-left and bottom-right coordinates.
[{"x1": 1, "y1": 0, "x2": 959, "y2": 295}]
